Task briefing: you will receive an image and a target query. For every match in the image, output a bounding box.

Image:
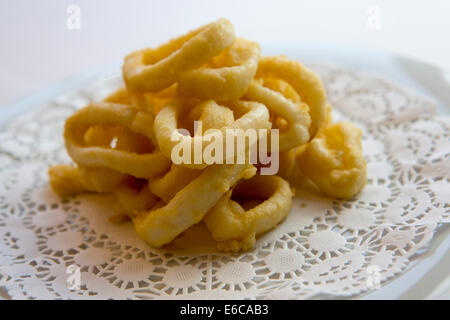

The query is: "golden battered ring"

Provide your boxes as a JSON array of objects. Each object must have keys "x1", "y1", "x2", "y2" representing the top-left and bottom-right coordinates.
[
  {"x1": 178, "y1": 38, "x2": 260, "y2": 101},
  {"x1": 64, "y1": 102, "x2": 170, "y2": 179},
  {"x1": 123, "y1": 18, "x2": 235, "y2": 93},
  {"x1": 244, "y1": 80, "x2": 311, "y2": 151},
  {"x1": 154, "y1": 98, "x2": 271, "y2": 169},
  {"x1": 204, "y1": 174, "x2": 293, "y2": 252},
  {"x1": 149, "y1": 100, "x2": 234, "y2": 203},
  {"x1": 133, "y1": 164, "x2": 256, "y2": 248},
  {"x1": 255, "y1": 56, "x2": 327, "y2": 139},
  {"x1": 295, "y1": 121, "x2": 367, "y2": 199}
]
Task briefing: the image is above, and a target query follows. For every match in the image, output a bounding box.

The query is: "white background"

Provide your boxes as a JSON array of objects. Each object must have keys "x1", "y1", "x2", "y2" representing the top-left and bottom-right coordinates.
[{"x1": 0, "y1": 0, "x2": 449, "y2": 107}]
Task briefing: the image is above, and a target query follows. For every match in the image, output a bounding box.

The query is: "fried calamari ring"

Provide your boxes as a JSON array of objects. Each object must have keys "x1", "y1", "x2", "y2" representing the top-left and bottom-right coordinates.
[
  {"x1": 260, "y1": 78, "x2": 303, "y2": 132},
  {"x1": 64, "y1": 102, "x2": 170, "y2": 179},
  {"x1": 133, "y1": 164, "x2": 256, "y2": 248},
  {"x1": 103, "y1": 86, "x2": 132, "y2": 105},
  {"x1": 183, "y1": 96, "x2": 235, "y2": 134},
  {"x1": 128, "y1": 84, "x2": 179, "y2": 116},
  {"x1": 263, "y1": 78, "x2": 304, "y2": 132},
  {"x1": 154, "y1": 98, "x2": 270, "y2": 168},
  {"x1": 84, "y1": 125, "x2": 154, "y2": 154},
  {"x1": 50, "y1": 121, "x2": 144, "y2": 196},
  {"x1": 148, "y1": 164, "x2": 202, "y2": 203},
  {"x1": 48, "y1": 164, "x2": 89, "y2": 196},
  {"x1": 204, "y1": 175, "x2": 293, "y2": 252},
  {"x1": 255, "y1": 56, "x2": 327, "y2": 139},
  {"x1": 277, "y1": 147, "x2": 319, "y2": 193},
  {"x1": 277, "y1": 104, "x2": 333, "y2": 191},
  {"x1": 104, "y1": 85, "x2": 178, "y2": 116},
  {"x1": 262, "y1": 78, "x2": 302, "y2": 104},
  {"x1": 178, "y1": 38, "x2": 260, "y2": 101},
  {"x1": 123, "y1": 18, "x2": 235, "y2": 93},
  {"x1": 48, "y1": 164, "x2": 128, "y2": 195},
  {"x1": 114, "y1": 183, "x2": 159, "y2": 219},
  {"x1": 77, "y1": 166, "x2": 128, "y2": 193},
  {"x1": 149, "y1": 101, "x2": 234, "y2": 203},
  {"x1": 146, "y1": 84, "x2": 178, "y2": 115},
  {"x1": 244, "y1": 80, "x2": 311, "y2": 151},
  {"x1": 295, "y1": 122, "x2": 367, "y2": 198},
  {"x1": 48, "y1": 164, "x2": 158, "y2": 223}
]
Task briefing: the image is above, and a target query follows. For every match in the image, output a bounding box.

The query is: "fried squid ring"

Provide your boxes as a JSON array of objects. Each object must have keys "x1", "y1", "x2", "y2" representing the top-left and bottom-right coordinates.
[
  {"x1": 295, "y1": 121, "x2": 367, "y2": 198},
  {"x1": 84, "y1": 125, "x2": 154, "y2": 154},
  {"x1": 277, "y1": 104, "x2": 333, "y2": 190},
  {"x1": 149, "y1": 101, "x2": 234, "y2": 202},
  {"x1": 204, "y1": 175, "x2": 293, "y2": 252},
  {"x1": 244, "y1": 80, "x2": 311, "y2": 151},
  {"x1": 77, "y1": 166, "x2": 128, "y2": 193},
  {"x1": 255, "y1": 56, "x2": 327, "y2": 139},
  {"x1": 154, "y1": 98, "x2": 271, "y2": 168},
  {"x1": 148, "y1": 164, "x2": 201, "y2": 203},
  {"x1": 129, "y1": 84, "x2": 179, "y2": 116},
  {"x1": 262, "y1": 78, "x2": 304, "y2": 132},
  {"x1": 48, "y1": 164, "x2": 128, "y2": 195},
  {"x1": 123, "y1": 18, "x2": 235, "y2": 93},
  {"x1": 103, "y1": 86, "x2": 132, "y2": 105},
  {"x1": 114, "y1": 183, "x2": 159, "y2": 219},
  {"x1": 146, "y1": 84, "x2": 178, "y2": 115},
  {"x1": 48, "y1": 164, "x2": 158, "y2": 222},
  {"x1": 133, "y1": 164, "x2": 256, "y2": 248},
  {"x1": 277, "y1": 147, "x2": 319, "y2": 193},
  {"x1": 262, "y1": 78, "x2": 302, "y2": 104},
  {"x1": 178, "y1": 38, "x2": 260, "y2": 101},
  {"x1": 104, "y1": 85, "x2": 178, "y2": 116},
  {"x1": 50, "y1": 119, "x2": 151, "y2": 196},
  {"x1": 48, "y1": 164, "x2": 90, "y2": 196},
  {"x1": 64, "y1": 102, "x2": 170, "y2": 179},
  {"x1": 183, "y1": 96, "x2": 235, "y2": 133}
]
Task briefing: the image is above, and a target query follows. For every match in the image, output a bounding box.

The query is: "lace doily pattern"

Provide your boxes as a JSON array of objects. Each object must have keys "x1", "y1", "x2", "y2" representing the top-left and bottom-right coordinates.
[{"x1": 0, "y1": 64, "x2": 448, "y2": 299}]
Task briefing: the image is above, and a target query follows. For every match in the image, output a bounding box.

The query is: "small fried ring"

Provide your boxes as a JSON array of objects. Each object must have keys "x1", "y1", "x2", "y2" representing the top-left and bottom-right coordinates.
[
  {"x1": 133, "y1": 164, "x2": 256, "y2": 248},
  {"x1": 154, "y1": 98, "x2": 270, "y2": 168},
  {"x1": 148, "y1": 164, "x2": 202, "y2": 204},
  {"x1": 48, "y1": 164, "x2": 158, "y2": 220},
  {"x1": 244, "y1": 80, "x2": 311, "y2": 151},
  {"x1": 123, "y1": 18, "x2": 235, "y2": 93},
  {"x1": 48, "y1": 164, "x2": 128, "y2": 195},
  {"x1": 204, "y1": 175, "x2": 293, "y2": 252},
  {"x1": 149, "y1": 101, "x2": 234, "y2": 202},
  {"x1": 255, "y1": 56, "x2": 327, "y2": 139},
  {"x1": 295, "y1": 121, "x2": 367, "y2": 199},
  {"x1": 64, "y1": 102, "x2": 170, "y2": 179},
  {"x1": 114, "y1": 184, "x2": 159, "y2": 218},
  {"x1": 178, "y1": 38, "x2": 260, "y2": 101}
]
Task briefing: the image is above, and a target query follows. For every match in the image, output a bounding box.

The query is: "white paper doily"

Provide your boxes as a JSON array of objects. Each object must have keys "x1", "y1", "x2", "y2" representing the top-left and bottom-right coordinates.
[{"x1": 0, "y1": 63, "x2": 448, "y2": 300}]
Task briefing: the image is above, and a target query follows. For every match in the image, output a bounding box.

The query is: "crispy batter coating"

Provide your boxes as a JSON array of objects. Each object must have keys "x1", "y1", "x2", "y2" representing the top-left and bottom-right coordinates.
[
  {"x1": 149, "y1": 100, "x2": 234, "y2": 203},
  {"x1": 178, "y1": 38, "x2": 260, "y2": 101},
  {"x1": 123, "y1": 18, "x2": 235, "y2": 92},
  {"x1": 255, "y1": 56, "x2": 327, "y2": 139},
  {"x1": 296, "y1": 121, "x2": 367, "y2": 198},
  {"x1": 64, "y1": 102, "x2": 170, "y2": 179},
  {"x1": 204, "y1": 175, "x2": 293, "y2": 252},
  {"x1": 134, "y1": 164, "x2": 256, "y2": 248},
  {"x1": 154, "y1": 98, "x2": 270, "y2": 168},
  {"x1": 48, "y1": 164, "x2": 87, "y2": 196},
  {"x1": 244, "y1": 79, "x2": 311, "y2": 151},
  {"x1": 280, "y1": 119, "x2": 367, "y2": 199}
]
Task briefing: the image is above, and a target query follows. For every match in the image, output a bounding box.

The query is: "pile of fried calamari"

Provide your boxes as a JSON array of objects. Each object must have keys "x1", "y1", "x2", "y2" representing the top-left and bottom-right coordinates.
[{"x1": 49, "y1": 19, "x2": 366, "y2": 252}]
